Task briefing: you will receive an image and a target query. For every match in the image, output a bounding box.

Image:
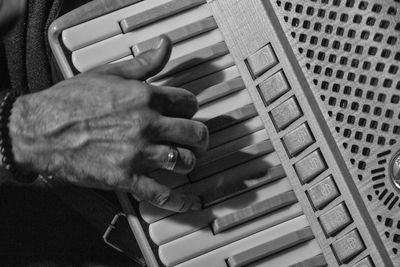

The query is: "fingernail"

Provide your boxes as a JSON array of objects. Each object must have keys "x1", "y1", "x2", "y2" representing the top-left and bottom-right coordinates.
[
  {"x1": 191, "y1": 199, "x2": 202, "y2": 211},
  {"x1": 156, "y1": 36, "x2": 166, "y2": 49}
]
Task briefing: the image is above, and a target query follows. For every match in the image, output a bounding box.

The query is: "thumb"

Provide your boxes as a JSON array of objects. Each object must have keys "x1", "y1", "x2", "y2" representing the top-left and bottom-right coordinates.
[{"x1": 92, "y1": 35, "x2": 172, "y2": 80}]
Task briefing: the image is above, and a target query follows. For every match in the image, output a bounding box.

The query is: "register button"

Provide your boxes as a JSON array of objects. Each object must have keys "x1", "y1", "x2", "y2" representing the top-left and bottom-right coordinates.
[
  {"x1": 246, "y1": 44, "x2": 278, "y2": 78},
  {"x1": 332, "y1": 229, "x2": 365, "y2": 264},
  {"x1": 320, "y1": 203, "x2": 352, "y2": 236},
  {"x1": 294, "y1": 150, "x2": 327, "y2": 183},
  {"x1": 270, "y1": 97, "x2": 302, "y2": 131},
  {"x1": 258, "y1": 70, "x2": 290, "y2": 104}
]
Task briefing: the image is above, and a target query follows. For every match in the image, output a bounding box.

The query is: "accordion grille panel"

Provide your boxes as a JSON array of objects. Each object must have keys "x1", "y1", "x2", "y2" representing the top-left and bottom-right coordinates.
[{"x1": 272, "y1": 0, "x2": 400, "y2": 264}]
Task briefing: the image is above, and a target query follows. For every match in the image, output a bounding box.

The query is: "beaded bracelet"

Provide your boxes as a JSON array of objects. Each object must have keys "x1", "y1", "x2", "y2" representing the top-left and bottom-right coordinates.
[{"x1": 0, "y1": 91, "x2": 37, "y2": 183}]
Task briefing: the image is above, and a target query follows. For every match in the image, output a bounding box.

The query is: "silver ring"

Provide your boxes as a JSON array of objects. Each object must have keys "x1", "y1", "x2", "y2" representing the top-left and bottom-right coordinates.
[{"x1": 162, "y1": 147, "x2": 178, "y2": 171}]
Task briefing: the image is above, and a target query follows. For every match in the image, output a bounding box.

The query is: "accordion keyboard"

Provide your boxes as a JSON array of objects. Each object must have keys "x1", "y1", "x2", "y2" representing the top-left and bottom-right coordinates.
[{"x1": 49, "y1": 0, "x2": 397, "y2": 266}]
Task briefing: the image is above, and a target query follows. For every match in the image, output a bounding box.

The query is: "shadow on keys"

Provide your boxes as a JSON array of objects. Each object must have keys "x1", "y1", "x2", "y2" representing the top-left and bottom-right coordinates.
[{"x1": 133, "y1": 52, "x2": 289, "y2": 253}]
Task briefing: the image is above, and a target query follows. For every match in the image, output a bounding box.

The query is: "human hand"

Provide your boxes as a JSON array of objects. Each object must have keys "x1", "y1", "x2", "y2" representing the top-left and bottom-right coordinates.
[{"x1": 9, "y1": 36, "x2": 208, "y2": 212}]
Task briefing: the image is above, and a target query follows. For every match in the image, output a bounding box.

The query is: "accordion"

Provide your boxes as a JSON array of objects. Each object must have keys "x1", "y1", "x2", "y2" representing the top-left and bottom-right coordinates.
[{"x1": 49, "y1": 0, "x2": 400, "y2": 266}]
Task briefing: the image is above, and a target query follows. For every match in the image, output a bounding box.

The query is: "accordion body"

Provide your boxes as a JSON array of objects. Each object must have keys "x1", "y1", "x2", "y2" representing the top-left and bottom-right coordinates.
[{"x1": 49, "y1": 0, "x2": 400, "y2": 266}]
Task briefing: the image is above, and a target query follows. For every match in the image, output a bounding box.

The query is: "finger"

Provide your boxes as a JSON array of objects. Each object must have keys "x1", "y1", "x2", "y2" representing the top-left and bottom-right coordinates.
[
  {"x1": 92, "y1": 35, "x2": 172, "y2": 80},
  {"x1": 142, "y1": 145, "x2": 196, "y2": 174},
  {"x1": 149, "y1": 117, "x2": 209, "y2": 154},
  {"x1": 130, "y1": 175, "x2": 202, "y2": 212},
  {"x1": 149, "y1": 85, "x2": 198, "y2": 118}
]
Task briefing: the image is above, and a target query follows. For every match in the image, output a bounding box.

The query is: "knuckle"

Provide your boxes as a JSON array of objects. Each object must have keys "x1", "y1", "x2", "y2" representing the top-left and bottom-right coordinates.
[{"x1": 138, "y1": 85, "x2": 153, "y2": 106}]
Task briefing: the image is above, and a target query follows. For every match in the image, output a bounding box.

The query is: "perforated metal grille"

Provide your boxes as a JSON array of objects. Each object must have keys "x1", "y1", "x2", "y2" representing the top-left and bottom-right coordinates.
[{"x1": 272, "y1": 0, "x2": 400, "y2": 263}]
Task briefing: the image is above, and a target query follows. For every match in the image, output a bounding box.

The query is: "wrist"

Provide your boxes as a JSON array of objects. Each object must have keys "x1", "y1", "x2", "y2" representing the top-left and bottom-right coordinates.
[
  {"x1": 9, "y1": 94, "x2": 34, "y2": 170},
  {"x1": 1, "y1": 91, "x2": 37, "y2": 183}
]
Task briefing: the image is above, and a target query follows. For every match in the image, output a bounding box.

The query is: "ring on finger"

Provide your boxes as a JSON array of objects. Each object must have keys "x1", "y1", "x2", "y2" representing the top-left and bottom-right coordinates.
[{"x1": 162, "y1": 146, "x2": 178, "y2": 171}]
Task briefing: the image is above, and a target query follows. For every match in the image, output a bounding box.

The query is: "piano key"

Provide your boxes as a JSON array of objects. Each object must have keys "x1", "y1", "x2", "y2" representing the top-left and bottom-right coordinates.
[
  {"x1": 227, "y1": 226, "x2": 314, "y2": 267},
  {"x1": 140, "y1": 154, "x2": 284, "y2": 224},
  {"x1": 132, "y1": 16, "x2": 218, "y2": 55},
  {"x1": 110, "y1": 55, "x2": 133, "y2": 64},
  {"x1": 71, "y1": 5, "x2": 213, "y2": 72},
  {"x1": 159, "y1": 206, "x2": 304, "y2": 266},
  {"x1": 149, "y1": 177, "x2": 292, "y2": 245},
  {"x1": 189, "y1": 140, "x2": 274, "y2": 182},
  {"x1": 212, "y1": 190, "x2": 297, "y2": 234},
  {"x1": 201, "y1": 166, "x2": 285, "y2": 208},
  {"x1": 150, "y1": 41, "x2": 229, "y2": 81},
  {"x1": 285, "y1": 254, "x2": 327, "y2": 267},
  {"x1": 194, "y1": 88, "x2": 252, "y2": 121},
  {"x1": 332, "y1": 229, "x2": 365, "y2": 264},
  {"x1": 120, "y1": 0, "x2": 206, "y2": 33},
  {"x1": 249, "y1": 243, "x2": 324, "y2": 267},
  {"x1": 175, "y1": 216, "x2": 317, "y2": 267},
  {"x1": 200, "y1": 160, "x2": 284, "y2": 208},
  {"x1": 208, "y1": 116, "x2": 264, "y2": 149},
  {"x1": 198, "y1": 129, "x2": 268, "y2": 166},
  {"x1": 150, "y1": 53, "x2": 235, "y2": 87},
  {"x1": 204, "y1": 103, "x2": 257, "y2": 133},
  {"x1": 182, "y1": 67, "x2": 244, "y2": 106},
  {"x1": 62, "y1": 0, "x2": 144, "y2": 51},
  {"x1": 199, "y1": 77, "x2": 245, "y2": 106}
]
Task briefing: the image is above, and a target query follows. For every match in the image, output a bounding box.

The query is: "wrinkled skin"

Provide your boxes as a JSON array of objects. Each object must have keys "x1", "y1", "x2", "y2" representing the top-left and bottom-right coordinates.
[{"x1": 9, "y1": 37, "x2": 208, "y2": 212}]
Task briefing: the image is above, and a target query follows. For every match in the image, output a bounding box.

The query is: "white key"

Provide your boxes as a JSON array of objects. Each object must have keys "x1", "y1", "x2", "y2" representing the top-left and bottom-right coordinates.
[
  {"x1": 227, "y1": 227, "x2": 314, "y2": 266},
  {"x1": 71, "y1": 5, "x2": 213, "y2": 72},
  {"x1": 212, "y1": 191, "x2": 297, "y2": 234},
  {"x1": 62, "y1": 0, "x2": 202, "y2": 51},
  {"x1": 194, "y1": 89, "x2": 252, "y2": 120},
  {"x1": 140, "y1": 153, "x2": 283, "y2": 223},
  {"x1": 189, "y1": 140, "x2": 275, "y2": 182},
  {"x1": 247, "y1": 240, "x2": 322, "y2": 267},
  {"x1": 151, "y1": 41, "x2": 228, "y2": 81},
  {"x1": 110, "y1": 55, "x2": 133, "y2": 64},
  {"x1": 132, "y1": 16, "x2": 219, "y2": 56},
  {"x1": 198, "y1": 129, "x2": 268, "y2": 166},
  {"x1": 150, "y1": 53, "x2": 234, "y2": 87},
  {"x1": 120, "y1": 0, "x2": 206, "y2": 33},
  {"x1": 205, "y1": 104, "x2": 257, "y2": 134},
  {"x1": 182, "y1": 66, "x2": 241, "y2": 100},
  {"x1": 174, "y1": 215, "x2": 312, "y2": 267},
  {"x1": 249, "y1": 242, "x2": 322, "y2": 267},
  {"x1": 159, "y1": 209, "x2": 305, "y2": 266},
  {"x1": 209, "y1": 116, "x2": 264, "y2": 149},
  {"x1": 149, "y1": 177, "x2": 292, "y2": 245}
]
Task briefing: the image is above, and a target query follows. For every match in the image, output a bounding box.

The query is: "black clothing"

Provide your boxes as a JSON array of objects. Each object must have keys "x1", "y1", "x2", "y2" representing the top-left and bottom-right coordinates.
[{"x1": 0, "y1": 1, "x2": 133, "y2": 265}]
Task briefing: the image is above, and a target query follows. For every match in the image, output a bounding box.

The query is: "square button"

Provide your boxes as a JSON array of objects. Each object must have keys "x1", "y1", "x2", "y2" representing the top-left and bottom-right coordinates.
[
  {"x1": 270, "y1": 97, "x2": 302, "y2": 131},
  {"x1": 282, "y1": 123, "x2": 314, "y2": 157},
  {"x1": 332, "y1": 229, "x2": 365, "y2": 264},
  {"x1": 247, "y1": 44, "x2": 278, "y2": 78},
  {"x1": 352, "y1": 257, "x2": 374, "y2": 267},
  {"x1": 308, "y1": 175, "x2": 339, "y2": 210},
  {"x1": 258, "y1": 70, "x2": 290, "y2": 104},
  {"x1": 294, "y1": 149, "x2": 327, "y2": 183},
  {"x1": 320, "y1": 203, "x2": 352, "y2": 236}
]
